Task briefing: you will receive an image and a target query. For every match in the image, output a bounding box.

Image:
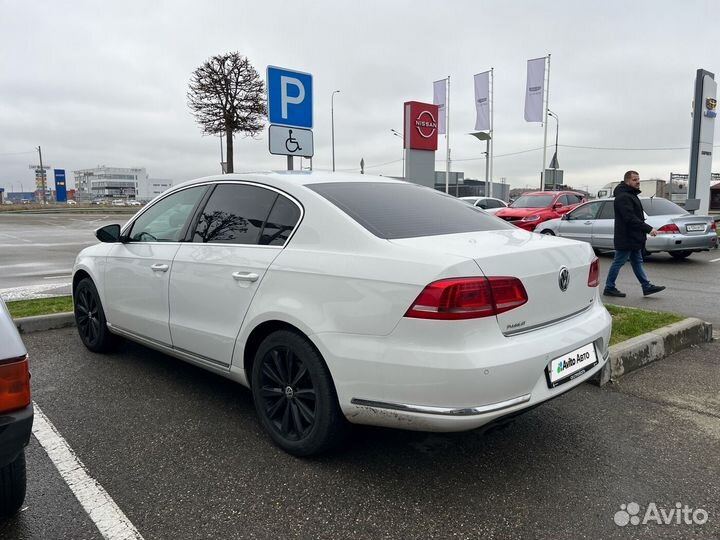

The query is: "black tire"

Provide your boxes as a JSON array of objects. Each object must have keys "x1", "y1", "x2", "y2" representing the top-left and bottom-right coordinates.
[
  {"x1": 540, "y1": 229, "x2": 555, "y2": 236},
  {"x1": 593, "y1": 248, "x2": 603, "y2": 256},
  {"x1": 669, "y1": 250, "x2": 692, "y2": 259},
  {"x1": 74, "y1": 278, "x2": 119, "y2": 353},
  {"x1": 642, "y1": 248, "x2": 652, "y2": 262},
  {"x1": 251, "y1": 330, "x2": 347, "y2": 456},
  {"x1": 0, "y1": 452, "x2": 26, "y2": 517}
]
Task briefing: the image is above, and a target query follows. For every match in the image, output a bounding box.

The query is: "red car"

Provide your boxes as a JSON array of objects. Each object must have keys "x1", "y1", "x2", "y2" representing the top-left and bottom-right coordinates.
[{"x1": 495, "y1": 191, "x2": 586, "y2": 231}]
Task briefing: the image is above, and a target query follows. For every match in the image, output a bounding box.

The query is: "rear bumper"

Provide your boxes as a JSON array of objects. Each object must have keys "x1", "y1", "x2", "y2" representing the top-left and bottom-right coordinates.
[
  {"x1": 0, "y1": 404, "x2": 33, "y2": 468},
  {"x1": 646, "y1": 233, "x2": 717, "y2": 252},
  {"x1": 313, "y1": 299, "x2": 612, "y2": 432}
]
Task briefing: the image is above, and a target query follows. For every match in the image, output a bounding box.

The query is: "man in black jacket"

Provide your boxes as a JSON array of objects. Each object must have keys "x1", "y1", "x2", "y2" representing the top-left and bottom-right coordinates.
[{"x1": 603, "y1": 170, "x2": 665, "y2": 297}]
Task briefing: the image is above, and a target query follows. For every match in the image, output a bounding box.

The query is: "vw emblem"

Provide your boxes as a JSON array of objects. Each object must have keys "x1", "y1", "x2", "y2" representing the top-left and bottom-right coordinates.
[{"x1": 558, "y1": 267, "x2": 570, "y2": 292}]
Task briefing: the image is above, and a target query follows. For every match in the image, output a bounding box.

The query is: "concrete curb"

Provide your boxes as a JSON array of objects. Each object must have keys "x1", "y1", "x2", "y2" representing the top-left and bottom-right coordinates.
[
  {"x1": 593, "y1": 317, "x2": 714, "y2": 386},
  {"x1": 14, "y1": 312, "x2": 76, "y2": 334}
]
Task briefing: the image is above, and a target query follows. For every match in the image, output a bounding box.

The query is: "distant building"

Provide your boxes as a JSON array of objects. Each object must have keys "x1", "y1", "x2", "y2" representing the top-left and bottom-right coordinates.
[
  {"x1": 73, "y1": 166, "x2": 173, "y2": 201},
  {"x1": 139, "y1": 178, "x2": 173, "y2": 201}
]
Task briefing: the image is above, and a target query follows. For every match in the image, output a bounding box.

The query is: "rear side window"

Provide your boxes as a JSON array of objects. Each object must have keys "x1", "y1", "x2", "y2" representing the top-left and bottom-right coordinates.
[
  {"x1": 641, "y1": 198, "x2": 688, "y2": 216},
  {"x1": 260, "y1": 195, "x2": 301, "y2": 246},
  {"x1": 307, "y1": 182, "x2": 513, "y2": 239},
  {"x1": 192, "y1": 184, "x2": 278, "y2": 244}
]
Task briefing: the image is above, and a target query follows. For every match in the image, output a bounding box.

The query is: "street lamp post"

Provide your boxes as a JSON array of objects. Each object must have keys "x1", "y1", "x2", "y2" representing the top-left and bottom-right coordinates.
[
  {"x1": 470, "y1": 132, "x2": 492, "y2": 197},
  {"x1": 548, "y1": 110, "x2": 559, "y2": 189},
  {"x1": 390, "y1": 129, "x2": 404, "y2": 178},
  {"x1": 331, "y1": 90, "x2": 340, "y2": 172}
]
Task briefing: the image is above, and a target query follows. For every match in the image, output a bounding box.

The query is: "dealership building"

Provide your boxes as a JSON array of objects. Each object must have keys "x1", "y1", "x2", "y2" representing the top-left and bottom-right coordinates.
[{"x1": 74, "y1": 166, "x2": 173, "y2": 202}]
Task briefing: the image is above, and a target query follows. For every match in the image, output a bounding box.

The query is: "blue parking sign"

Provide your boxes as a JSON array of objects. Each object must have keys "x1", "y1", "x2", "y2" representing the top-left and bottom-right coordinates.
[{"x1": 267, "y1": 66, "x2": 313, "y2": 129}]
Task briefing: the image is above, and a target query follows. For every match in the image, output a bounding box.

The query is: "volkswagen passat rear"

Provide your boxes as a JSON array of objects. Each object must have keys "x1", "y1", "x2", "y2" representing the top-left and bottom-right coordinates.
[{"x1": 73, "y1": 173, "x2": 611, "y2": 455}]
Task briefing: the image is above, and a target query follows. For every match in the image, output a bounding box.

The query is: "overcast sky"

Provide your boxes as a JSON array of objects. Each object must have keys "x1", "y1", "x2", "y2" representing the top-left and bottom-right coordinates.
[{"x1": 1, "y1": 0, "x2": 718, "y2": 195}]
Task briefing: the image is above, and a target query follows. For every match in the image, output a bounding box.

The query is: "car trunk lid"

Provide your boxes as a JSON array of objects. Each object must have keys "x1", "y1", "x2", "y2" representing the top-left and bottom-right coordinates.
[{"x1": 390, "y1": 230, "x2": 596, "y2": 334}]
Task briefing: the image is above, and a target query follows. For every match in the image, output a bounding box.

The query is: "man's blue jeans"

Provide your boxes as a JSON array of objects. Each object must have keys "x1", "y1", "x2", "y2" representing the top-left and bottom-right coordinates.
[{"x1": 605, "y1": 249, "x2": 651, "y2": 291}]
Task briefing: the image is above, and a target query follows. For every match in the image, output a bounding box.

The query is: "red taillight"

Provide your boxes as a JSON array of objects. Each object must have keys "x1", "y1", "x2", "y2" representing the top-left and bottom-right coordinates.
[
  {"x1": 0, "y1": 356, "x2": 31, "y2": 414},
  {"x1": 588, "y1": 257, "x2": 600, "y2": 287},
  {"x1": 404, "y1": 277, "x2": 528, "y2": 320},
  {"x1": 657, "y1": 224, "x2": 680, "y2": 234},
  {"x1": 711, "y1": 221, "x2": 717, "y2": 231}
]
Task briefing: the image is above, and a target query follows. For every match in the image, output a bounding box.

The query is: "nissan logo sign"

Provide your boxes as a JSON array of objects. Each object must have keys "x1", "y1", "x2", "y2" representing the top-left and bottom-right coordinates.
[{"x1": 415, "y1": 110, "x2": 437, "y2": 139}]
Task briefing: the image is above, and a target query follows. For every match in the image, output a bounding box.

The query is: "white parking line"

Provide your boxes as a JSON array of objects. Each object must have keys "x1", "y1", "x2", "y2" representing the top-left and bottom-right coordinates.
[
  {"x1": 43, "y1": 275, "x2": 73, "y2": 280},
  {"x1": 710, "y1": 257, "x2": 720, "y2": 263},
  {"x1": 32, "y1": 403, "x2": 145, "y2": 540}
]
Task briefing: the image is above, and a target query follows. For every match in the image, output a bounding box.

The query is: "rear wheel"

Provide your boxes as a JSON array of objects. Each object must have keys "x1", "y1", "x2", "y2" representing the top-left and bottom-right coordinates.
[
  {"x1": 540, "y1": 229, "x2": 555, "y2": 236},
  {"x1": 74, "y1": 278, "x2": 119, "y2": 352},
  {"x1": 251, "y1": 330, "x2": 346, "y2": 456},
  {"x1": 669, "y1": 250, "x2": 692, "y2": 259},
  {"x1": 0, "y1": 452, "x2": 26, "y2": 517}
]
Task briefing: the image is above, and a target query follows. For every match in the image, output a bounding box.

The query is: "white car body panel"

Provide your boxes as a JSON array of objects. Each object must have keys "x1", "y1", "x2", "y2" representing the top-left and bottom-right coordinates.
[
  {"x1": 104, "y1": 243, "x2": 181, "y2": 346},
  {"x1": 74, "y1": 171, "x2": 612, "y2": 433},
  {"x1": 0, "y1": 299, "x2": 27, "y2": 359},
  {"x1": 169, "y1": 243, "x2": 282, "y2": 365}
]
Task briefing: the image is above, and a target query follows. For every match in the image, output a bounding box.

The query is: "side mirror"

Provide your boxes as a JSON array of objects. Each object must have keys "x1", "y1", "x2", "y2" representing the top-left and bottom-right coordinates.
[
  {"x1": 561, "y1": 214, "x2": 569, "y2": 221},
  {"x1": 553, "y1": 203, "x2": 563, "y2": 209},
  {"x1": 96, "y1": 224, "x2": 122, "y2": 243}
]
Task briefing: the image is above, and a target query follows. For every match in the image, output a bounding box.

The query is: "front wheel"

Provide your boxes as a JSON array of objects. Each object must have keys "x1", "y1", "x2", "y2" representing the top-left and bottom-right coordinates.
[
  {"x1": 74, "y1": 278, "x2": 120, "y2": 353},
  {"x1": 669, "y1": 250, "x2": 692, "y2": 259},
  {"x1": 251, "y1": 330, "x2": 347, "y2": 456},
  {"x1": 0, "y1": 452, "x2": 26, "y2": 517},
  {"x1": 540, "y1": 229, "x2": 555, "y2": 236}
]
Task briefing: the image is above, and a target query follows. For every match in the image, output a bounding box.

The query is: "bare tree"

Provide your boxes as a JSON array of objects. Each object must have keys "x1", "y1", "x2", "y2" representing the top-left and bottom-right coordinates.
[{"x1": 188, "y1": 52, "x2": 266, "y2": 173}]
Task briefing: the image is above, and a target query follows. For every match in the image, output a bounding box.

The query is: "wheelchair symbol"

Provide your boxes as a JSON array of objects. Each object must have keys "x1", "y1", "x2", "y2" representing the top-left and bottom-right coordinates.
[{"x1": 285, "y1": 130, "x2": 302, "y2": 153}]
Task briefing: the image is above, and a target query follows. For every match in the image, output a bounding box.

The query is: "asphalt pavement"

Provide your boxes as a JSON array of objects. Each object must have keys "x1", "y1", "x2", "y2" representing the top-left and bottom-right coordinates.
[{"x1": 1, "y1": 327, "x2": 717, "y2": 540}]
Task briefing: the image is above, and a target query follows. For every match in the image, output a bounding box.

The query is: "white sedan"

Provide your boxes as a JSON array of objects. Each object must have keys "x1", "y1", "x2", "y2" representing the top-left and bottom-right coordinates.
[
  {"x1": 73, "y1": 172, "x2": 611, "y2": 456},
  {"x1": 459, "y1": 196, "x2": 508, "y2": 214}
]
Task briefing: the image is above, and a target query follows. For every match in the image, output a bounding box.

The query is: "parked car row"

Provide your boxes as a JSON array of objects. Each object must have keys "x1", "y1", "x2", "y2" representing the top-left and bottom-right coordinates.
[{"x1": 538, "y1": 197, "x2": 717, "y2": 259}]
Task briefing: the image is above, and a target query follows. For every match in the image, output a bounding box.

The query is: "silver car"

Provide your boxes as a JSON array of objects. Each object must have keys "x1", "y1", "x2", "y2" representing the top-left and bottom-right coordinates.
[{"x1": 538, "y1": 197, "x2": 718, "y2": 259}]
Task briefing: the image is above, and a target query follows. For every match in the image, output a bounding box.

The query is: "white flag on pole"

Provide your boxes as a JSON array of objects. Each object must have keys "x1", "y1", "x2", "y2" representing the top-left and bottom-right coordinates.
[
  {"x1": 474, "y1": 71, "x2": 490, "y2": 131},
  {"x1": 433, "y1": 79, "x2": 447, "y2": 134},
  {"x1": 524, "y1": 57, "x2": 546, "y2": 122}
]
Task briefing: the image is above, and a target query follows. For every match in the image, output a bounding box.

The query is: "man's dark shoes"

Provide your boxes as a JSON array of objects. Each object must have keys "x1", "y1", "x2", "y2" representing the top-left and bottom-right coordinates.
[
  {"x1": 643, "y1": 284, "x2": 666, "y2": 296},
  {"x1": 603, "y1": 288, "x2": 626, "y2": 298}
]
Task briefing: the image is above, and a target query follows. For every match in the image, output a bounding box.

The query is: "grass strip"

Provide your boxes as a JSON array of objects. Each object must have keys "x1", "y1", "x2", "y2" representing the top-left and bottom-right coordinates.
[
  {"x1": 6, "y1": 296, "x2": 74, "y2": 318},
  {"x1": 605, "y1": 303, "x2": 684, "y2": 346}
]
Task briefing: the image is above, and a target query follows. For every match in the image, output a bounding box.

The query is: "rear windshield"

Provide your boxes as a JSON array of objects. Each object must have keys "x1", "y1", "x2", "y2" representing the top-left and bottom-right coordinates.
[
  {"x1": 307, "y1": 182, "x2": 514, "y2": 239},
  {"x1": 510, "y1": 195, "x2": 554, "y2": 208},
  {"x1": 641, "y1": 198, "x2": 688, "y2": 216}
]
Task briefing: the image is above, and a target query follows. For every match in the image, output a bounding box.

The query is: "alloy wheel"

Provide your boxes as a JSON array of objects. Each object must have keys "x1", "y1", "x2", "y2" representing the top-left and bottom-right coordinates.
[{"x1": 258, "y1": 346, "x2": 317, "y2": 441}]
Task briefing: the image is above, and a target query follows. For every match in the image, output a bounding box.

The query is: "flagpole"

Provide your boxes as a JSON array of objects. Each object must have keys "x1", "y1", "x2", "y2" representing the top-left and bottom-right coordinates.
[
  {"x1": 445, "y1": 76, "x2": 450, "y2": 194},
  {"x1": 489, "y1": 67, "x2": 494, "y2": 198},
  {"x1": 541, "y1": 54, "x2": 551, "y2": 191}
]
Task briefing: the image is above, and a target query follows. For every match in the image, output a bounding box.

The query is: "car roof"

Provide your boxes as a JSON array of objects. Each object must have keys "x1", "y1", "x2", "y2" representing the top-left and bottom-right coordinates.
[
  {"x1": 170, "y1": 171, "x2": 407, "y2": 194},
  {"x1": 521, "y1": 191, "x2": 584, "y2": 196}
]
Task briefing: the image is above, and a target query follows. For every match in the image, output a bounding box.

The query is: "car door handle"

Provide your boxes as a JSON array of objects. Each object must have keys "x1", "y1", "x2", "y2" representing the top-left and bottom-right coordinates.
[
  {"x1": 151, "y1": 263, "x2": 169, "y2": 272},
  {"x1": 232, "y1": 272, "x2": 259, "y2": 282},
  {"x1": 584, "y1": 221, "x2": 593, "y2": 225}
]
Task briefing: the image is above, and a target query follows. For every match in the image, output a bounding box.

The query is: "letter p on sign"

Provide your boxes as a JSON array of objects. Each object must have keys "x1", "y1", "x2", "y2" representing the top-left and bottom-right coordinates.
[
  {"x1": 267, "y1": 66, "x2": 313, "y2": 129},
  {"x1": 280, "y1": 76, "x2": 305, "y2": 119}
]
